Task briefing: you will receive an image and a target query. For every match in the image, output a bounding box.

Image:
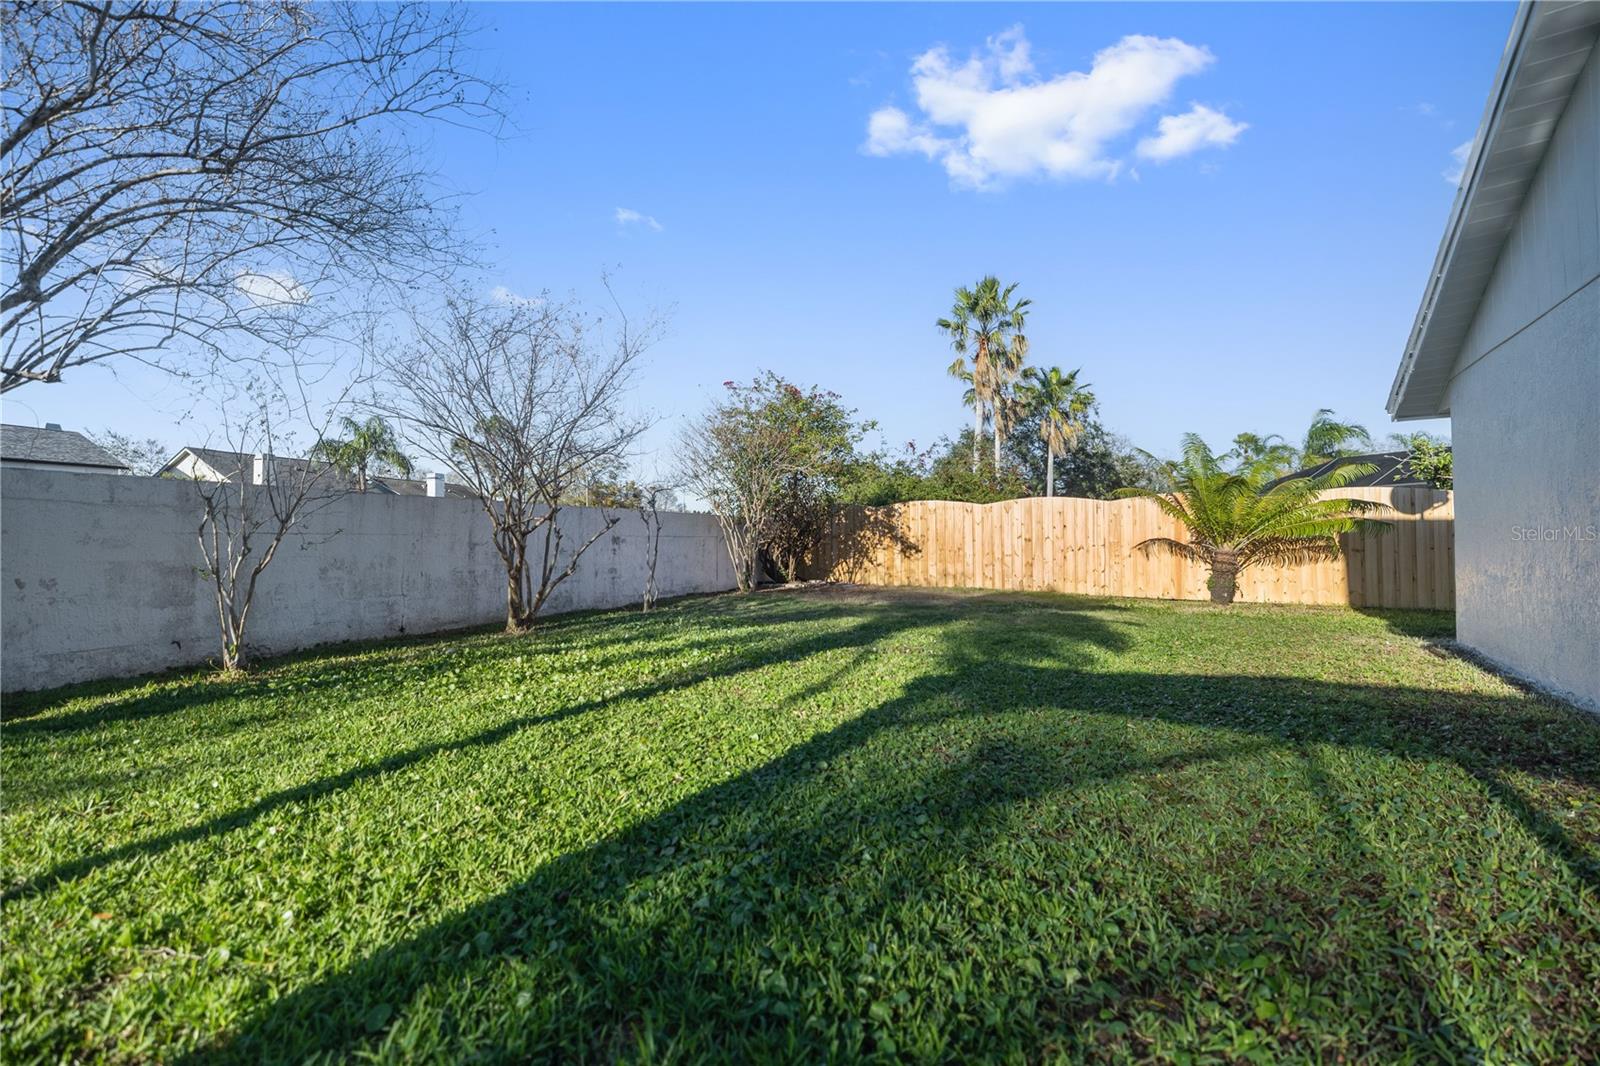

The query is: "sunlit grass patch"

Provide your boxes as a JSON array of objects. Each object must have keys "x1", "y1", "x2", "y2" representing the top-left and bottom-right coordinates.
[{"x1": 4, "y1": 588, "x2": 1597, "y2": 1063}]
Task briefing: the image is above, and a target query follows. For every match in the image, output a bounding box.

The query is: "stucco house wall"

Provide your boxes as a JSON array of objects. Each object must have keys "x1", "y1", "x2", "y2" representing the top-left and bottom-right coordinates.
[{"x1": 1443, "y1": 45, "x2": 1600, "y2": 710}]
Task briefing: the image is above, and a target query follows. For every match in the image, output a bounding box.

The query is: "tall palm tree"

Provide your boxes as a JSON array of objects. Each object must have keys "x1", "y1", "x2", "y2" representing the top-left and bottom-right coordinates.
[
  {"x1": 951, "y1": 365, "x2": 986, "y2": 460},
  {"x1": 311, "y1": 415, "x2": 413, "y2": 492},
  {"x1": 1018, "y1": 365, "x2": 1094, "y2": 497},
  {"x1": 989, "y1": 329, "x2": 1031, "y2": 469},
  {"x1": 1116, "y1": 434, "x2": 1388, "y2": 604},
  {"x1": 937, "y1": 276, "x2": 1030, "y2": 472},
  {"x1": 1299, "y1": 409, "x2": 1372, "y2": 468}
]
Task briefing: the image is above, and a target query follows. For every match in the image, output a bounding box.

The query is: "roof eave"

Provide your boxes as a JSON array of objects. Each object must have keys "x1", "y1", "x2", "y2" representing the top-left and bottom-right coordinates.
[
  {"x1": 1388, "y1": 1, "x2": 1600, "y2": 420},
  {"x1": 1, "y1": 457, "x2": 129, "y2": 472},
  {"x1": 1387, "y1": 1, "x2": 1537, "y2": 420}
]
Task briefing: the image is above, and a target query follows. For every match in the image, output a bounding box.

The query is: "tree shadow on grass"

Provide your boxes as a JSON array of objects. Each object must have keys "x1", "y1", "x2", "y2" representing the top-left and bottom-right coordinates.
[
  {"x1": 179, "y1": 621, "x2": 1600, "y2": 1063},
  {"x1": 3, "y1": 594, "x2": 964, "y2": 820},
  {"x1": 2, "y1": 676, "x2": 260, "y2": 736},
  {"x1": 10, "y1": 596, "x2": 1110, "y2": 903},
  {"x1": 0, "y1": 593, "x2": 928, "y2": 739}
]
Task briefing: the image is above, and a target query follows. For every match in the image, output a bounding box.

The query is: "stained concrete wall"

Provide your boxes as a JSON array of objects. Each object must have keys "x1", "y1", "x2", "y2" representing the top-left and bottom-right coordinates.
[
  {"x1": 1, "y1": 468, "x2": 736, "y2": 692},
  {"x1": 1442, "y1": 48, "x2": 1600, "y2": 712}
]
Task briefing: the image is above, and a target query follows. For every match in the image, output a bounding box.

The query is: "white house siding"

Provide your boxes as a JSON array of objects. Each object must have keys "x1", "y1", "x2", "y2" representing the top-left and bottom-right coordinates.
[
  {"x1": 163, "y1": 451, "x2": 221, "y2": 480},
  {"x1": 1444, "y1": 46, "x2": 1600, "y2": 710}
]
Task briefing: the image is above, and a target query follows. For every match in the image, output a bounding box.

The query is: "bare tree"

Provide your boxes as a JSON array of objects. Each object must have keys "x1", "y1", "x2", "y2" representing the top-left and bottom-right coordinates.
[
  {"x1": 378, "y1": 294, "x2": 655, "y2": 631},
  {"x1": 188, "y1": 377, "x2": 350, "y2": 672},
  {"x1": 636, "y1": 479, "x2": 675, "y2": 612},
  {"x1": 2, "y1": 1, "x2": 499, "y2": 392}
]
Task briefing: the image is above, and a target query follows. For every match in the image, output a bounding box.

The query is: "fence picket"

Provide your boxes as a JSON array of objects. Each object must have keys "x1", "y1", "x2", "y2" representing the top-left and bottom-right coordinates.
[{"x1": 805, "y1": 489, "x2": 1454, "y2": 609}]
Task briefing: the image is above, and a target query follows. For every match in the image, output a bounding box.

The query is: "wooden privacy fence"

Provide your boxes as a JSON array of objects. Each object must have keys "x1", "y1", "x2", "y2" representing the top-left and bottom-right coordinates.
[{"x1": 805, "y1": 487, "x2": 1455, "y2": 609}]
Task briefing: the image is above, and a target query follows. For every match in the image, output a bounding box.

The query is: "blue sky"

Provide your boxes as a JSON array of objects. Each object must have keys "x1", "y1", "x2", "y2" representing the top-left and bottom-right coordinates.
[{"x1": 12, "y1": 2, "x2": 1515, "y2": 470}]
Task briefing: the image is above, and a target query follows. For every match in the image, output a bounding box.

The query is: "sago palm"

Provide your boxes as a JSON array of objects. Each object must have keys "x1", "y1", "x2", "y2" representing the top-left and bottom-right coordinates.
[
  {"x1": 937, "y1": 276, "x2": 1030, "y2": 472},
  {"x1": 312, "y1": 415, "x2": 413, "y2": 493},
  {"x1": 1019, "y1": 366, "x2": 1094, "y2": 497},
  {"x1": 1116, "y1": 434, "x2": 1389, "y2": 605}
]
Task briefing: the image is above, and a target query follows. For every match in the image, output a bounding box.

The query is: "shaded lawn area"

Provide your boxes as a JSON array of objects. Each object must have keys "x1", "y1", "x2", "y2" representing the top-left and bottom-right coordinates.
[{"x1": 3, "y1": 588, "x2": 1599, "y2": 1064}]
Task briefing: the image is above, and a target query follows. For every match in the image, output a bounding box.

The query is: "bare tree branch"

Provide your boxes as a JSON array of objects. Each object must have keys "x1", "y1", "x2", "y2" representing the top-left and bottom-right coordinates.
[
  {"x1": 183, "y1": 367, "x2": 360, "y2": 671},
  {"x1": 2, "y1": 0, "x2": 501, "y2": 391},
  {"x1": 635, "y1": 478, "x2": 676, "y2": 612},
  {"x1": 373, "y1": 293, "x2": 657, "y2": 631}
]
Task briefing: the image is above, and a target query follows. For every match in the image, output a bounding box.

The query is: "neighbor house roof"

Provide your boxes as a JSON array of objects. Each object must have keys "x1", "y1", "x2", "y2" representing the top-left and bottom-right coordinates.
[
  {"x1": 166, "y1": 446, "x2": 337, "y2": 486},
  {"x1": 164, "y1": 446, "x2": 476, "y2": 498},
  {"x1": 372, "y1": 475, "x2": 479, "y2": 501},
  {"x1": 1388, "y1": 1, "x2": 1600, "y2": 420},
  {"x1": 0, "y1": 423, "x2": 129, "y2": 471},
  {"x1": 1263, "y1": 451, "x2": 1433, "y2": 491},
  {"x1": 168, "y1": 446, "x2": 263, "y2": 481}
]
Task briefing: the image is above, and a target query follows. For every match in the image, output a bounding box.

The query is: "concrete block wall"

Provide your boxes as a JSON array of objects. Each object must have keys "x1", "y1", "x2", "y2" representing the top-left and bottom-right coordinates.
[{"x1": 1, "y1": 469, "x2": 736, "y2": 692}]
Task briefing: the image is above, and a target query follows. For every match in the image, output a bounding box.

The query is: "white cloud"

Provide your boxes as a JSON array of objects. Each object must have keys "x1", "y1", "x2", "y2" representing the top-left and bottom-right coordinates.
[
  {"x1": 614, "y1": 207, "x2": 663, "y2": 231},
  {"x1": 1443, "y1": 140, "x2": 1473, "y2": 185},
  {"x1": 235, "y1": 270, "x2": 308, "y2": 307},
  {"x1": 1136, "y1": 103, "x2": 1248, "y2": 162},
  {"x1": 863, "y1": 26, "x2": 1242, "y2": 187},
  {"x1": 489, "y1": 285, "x2": 542, "y2": 307}
]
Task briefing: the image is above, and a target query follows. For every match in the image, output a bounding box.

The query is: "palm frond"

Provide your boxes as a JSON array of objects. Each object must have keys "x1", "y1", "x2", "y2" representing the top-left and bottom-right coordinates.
[
  {"x1": 1115, "y1": 486, "x2": 1200, "y2": 534},
  {"x1": 1239, "y1": 538, "x2": 1345, "y2": 569},
  {"x1": 1132, "y1": 537, "x2": 1210, "y2": 565},
  {"x1": 1301, "y1": 408, "x2": 1373, "y2": 464}
]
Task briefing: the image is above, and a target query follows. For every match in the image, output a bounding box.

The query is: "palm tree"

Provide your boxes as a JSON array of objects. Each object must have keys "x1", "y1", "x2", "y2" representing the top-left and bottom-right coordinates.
[
  {"x1": 1116, "y1": 434, "x2": 1388, "y2": 605},
  {"x1": 311, "y1": 415, "x2": 413, "y2": 492},
  {"x1": 937, "y1": 276, "x2": 1031, "y2": 472},
  {"x1": 1227, "y1": 431, "x2": 1297, "y2": 479},
  {"x1": 951, "y1": 365, "x2": 986, "y2": 458},
  {"x1": 1018, "y1": 366, "x2": 1094, "y2": 497},
  {"x1": 1299, "y1": 409, "x2": 1372, "y2": 468},
  {"x1": 989, "y1": 329, "x2": 1031, "y2": 469}
]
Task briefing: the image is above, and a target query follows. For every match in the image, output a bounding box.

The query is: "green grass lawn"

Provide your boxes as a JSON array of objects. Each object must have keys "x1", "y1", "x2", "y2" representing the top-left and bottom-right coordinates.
[{"x1": 4, "y1": 588, "x2": 1599, "y2": 1064}]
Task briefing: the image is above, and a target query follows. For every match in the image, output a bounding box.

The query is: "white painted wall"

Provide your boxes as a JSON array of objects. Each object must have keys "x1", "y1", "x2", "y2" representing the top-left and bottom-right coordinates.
[
  {"x1": 0, "y1": 469, "x2": 736, "y2": 692},
  {"x1": 1444, "y1": 47, "x2": 1600, "y2": 711}
]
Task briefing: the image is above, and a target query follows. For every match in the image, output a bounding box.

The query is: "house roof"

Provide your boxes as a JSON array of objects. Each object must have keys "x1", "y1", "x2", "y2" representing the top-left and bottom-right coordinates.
[
  {"x1": 1388, "y1": 1, "x2": 1600, "y2": 420},
  {"x1": 372, "y1": 475, "x2": 479, "y2": 501},
  {"x1": 166, "y1": 447, "x2": 475, "y2": 498},
  {"x1": 169, "y1": 446, "x2": 260, "y2": 481},
  {"x1": 0, "y1": 423, "x2": 129, "y2": 470},
  {"x1": 1264, "y1": 451, "x2": 1434, "y2": 491}
]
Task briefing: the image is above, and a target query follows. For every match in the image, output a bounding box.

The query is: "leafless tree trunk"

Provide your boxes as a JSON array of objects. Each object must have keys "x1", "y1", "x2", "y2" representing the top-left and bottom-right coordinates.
[
  {"x1": 375, "y1": 292, "x2": 656, "y2": 631},
  {"x1": 189, "y1": 378, "x2": 351, "y2": 671},
  {"x1": 2, "y1": 1, "x2": 499, "y2": 392},
  {"x1": 637, "y1": 482, "x2": 672, "y2": 612}
]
